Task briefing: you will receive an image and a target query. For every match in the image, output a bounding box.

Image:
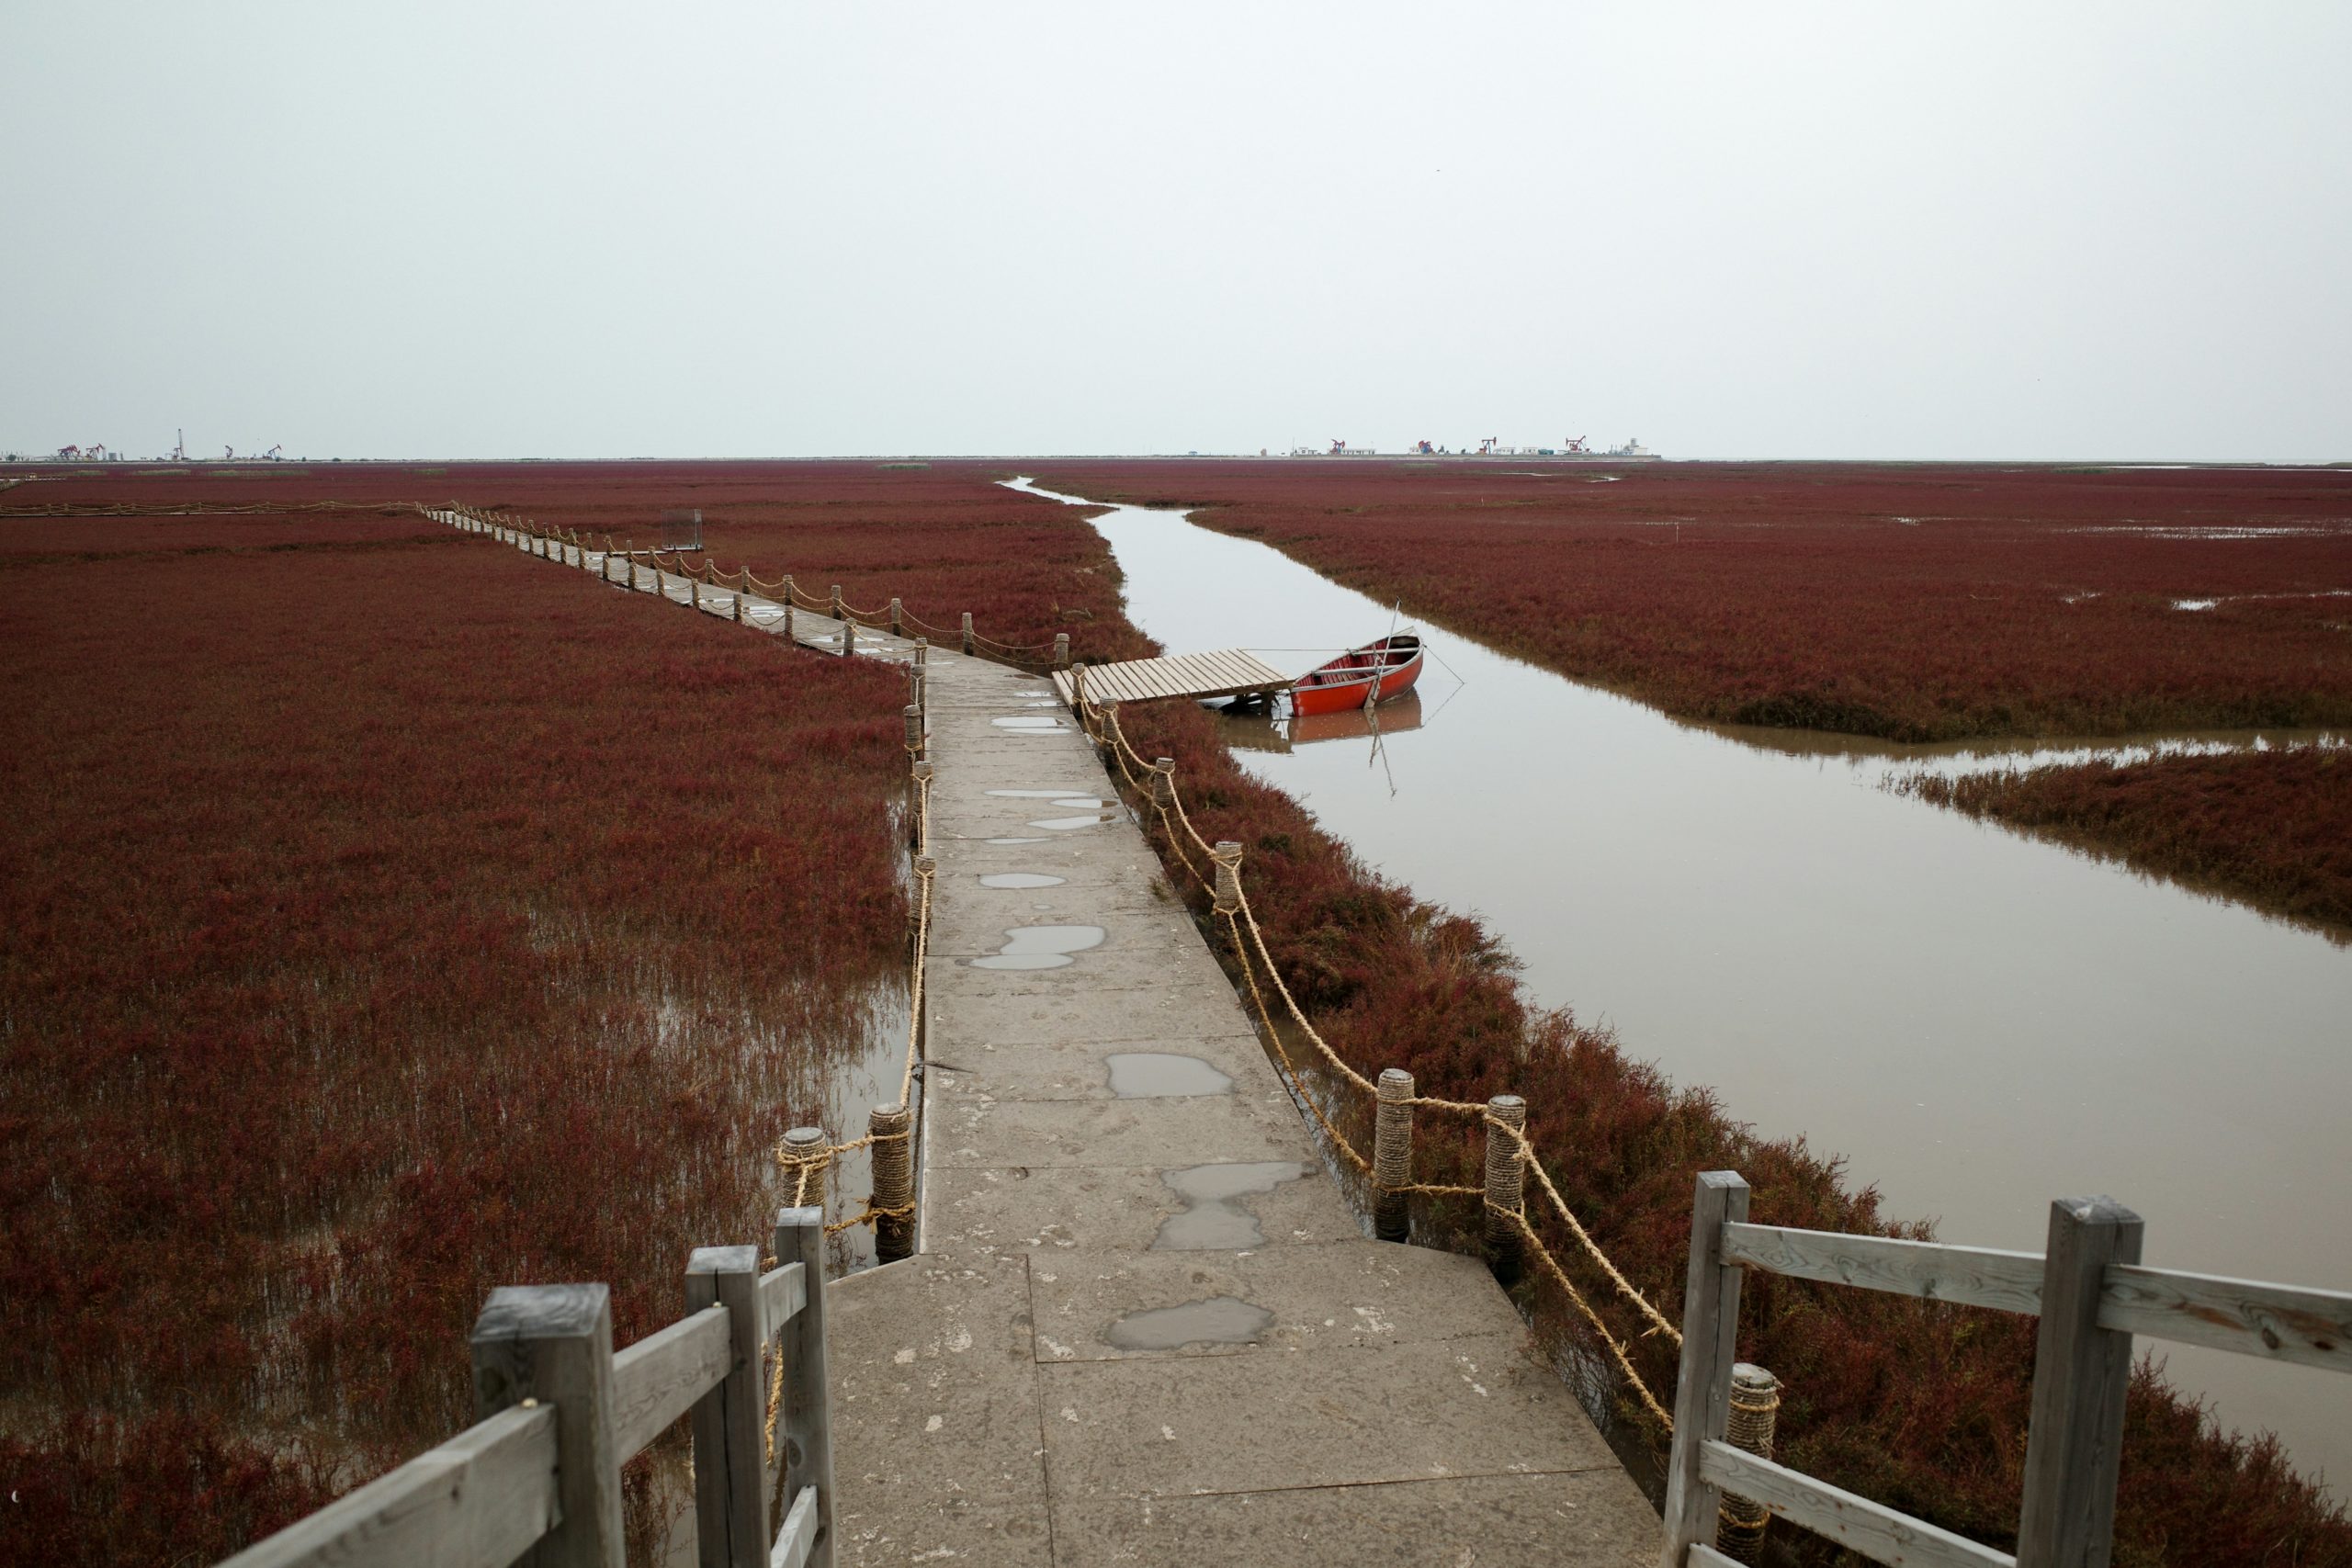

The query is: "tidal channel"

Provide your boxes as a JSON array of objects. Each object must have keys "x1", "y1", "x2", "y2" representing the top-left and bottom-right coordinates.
[{"x1": 1007, "y1": 479, "x2": 2352, "y2": 1489}]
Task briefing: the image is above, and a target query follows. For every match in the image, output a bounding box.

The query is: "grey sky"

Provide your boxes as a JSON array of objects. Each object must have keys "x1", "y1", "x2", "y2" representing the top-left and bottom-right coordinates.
[{"x1": 6, "y1": 3, "x2": 2346, "y2": 462}]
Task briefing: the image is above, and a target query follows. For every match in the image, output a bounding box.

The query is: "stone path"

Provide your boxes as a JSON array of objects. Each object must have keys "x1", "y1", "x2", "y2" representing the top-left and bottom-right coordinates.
[{"x1": 478, "y1": 525, "x2": 1656, "y2": 1567}]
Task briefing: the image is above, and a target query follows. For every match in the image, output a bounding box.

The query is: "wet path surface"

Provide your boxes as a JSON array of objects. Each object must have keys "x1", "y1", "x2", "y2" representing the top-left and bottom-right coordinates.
[
  {"x1": 997, "y1": 482, "x2": 2352, "y2": 1487},
  {"x1": 821, "y1": 635, "x2": 1655, "y2": 1565}
]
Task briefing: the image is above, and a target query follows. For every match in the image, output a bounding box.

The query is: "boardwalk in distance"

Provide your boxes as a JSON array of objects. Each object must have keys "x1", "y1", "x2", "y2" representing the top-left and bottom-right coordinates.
[{"x1": 826, "y1": 638, "x2": 1656, "y2": 1566}]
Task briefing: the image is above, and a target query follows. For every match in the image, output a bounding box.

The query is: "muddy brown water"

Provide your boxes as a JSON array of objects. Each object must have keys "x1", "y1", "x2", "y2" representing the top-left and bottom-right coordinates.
[{"x1": 1008, "y1": 479, "x2": 2352, "y2": 1490}]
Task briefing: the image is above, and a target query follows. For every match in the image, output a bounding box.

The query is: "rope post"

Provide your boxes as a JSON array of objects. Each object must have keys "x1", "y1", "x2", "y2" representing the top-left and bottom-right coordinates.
[
  {"x1": 908, "y1": 853, "x2": 934, "y2": 956},
  {"x1": 1716, "y1": 1364, "x2": 1781, "y2": 1563},
  {"x1": 909, "y1": 761, "x2": 932, "y2": 849},
  {"x1": 912, "y1": 637, "x2": 927, "y2": 671},
  {"x1": 733, "y1": 585, "x2": 744, "y2": 623},
  {"x1": 830, "y1": 583, "x2": 843, "y2": 623},
  {"x1": 703, "y1": 558, "x2": 714, "y2": 586},
  {"x1": 1483, "y1": 1094, "x2": 1528, "y2": 1285},
  {"x1": 889, "y1": 597, "x2": 902, "y2": 637},
  {"x1": 1374, "y1": 1067, "x2": 1415, "y2": 1243},
  {"x1": 782, "y1": 1126, "x2": 831, "y2": 1209},
  {"x1": 690, "y1": 574, "x2": 701, "y2": 612},
  {"x1": 1152, "y1": 757, "x2": 1176, "y2": 811},
  {"x1": 903, "y1": 704, "x2": 924, "y2": 761},
  {"x1": 781, "y1": 590, "x2": 794, "y2": 642},
  {"x1": 869, "y1": 1103, "x2": 914, "y2": 1263},
  {"x1": 1211, "y1": 840, "x2": 1244, "y2": 916},
  {"x1": 1069, "y1": 661, "x2": 1088, "y2": 716},
  {"x1": 1054, "y1": 632, "x2": 1070, "y2": 670},
  {"x1": 961, "y1": 612, "x2": 974, "y2": 656}
]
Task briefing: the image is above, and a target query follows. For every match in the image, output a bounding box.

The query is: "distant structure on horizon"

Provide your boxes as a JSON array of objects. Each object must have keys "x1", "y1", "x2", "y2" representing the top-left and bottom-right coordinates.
[{"x1": 1287, "y1": 436, "x2": 1657, "y2": 461}]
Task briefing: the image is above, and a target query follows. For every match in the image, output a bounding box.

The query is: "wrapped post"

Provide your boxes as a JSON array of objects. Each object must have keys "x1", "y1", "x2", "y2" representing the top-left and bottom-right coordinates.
[
  {"x1": 1374, "y1": 1067, "x2": 1415, "y2": 1242},
  {"x1": 903, "y1": 704, "x2": 923, "y2": 759},
  {"x1": 1211, "y1": 840, "x2": 1244, "y2": 916},
  {"x1": 869, "y1": 1103, "x2": 915, "y2": 1262},
  {"x1": 908, "y1": 761, "x2": 932, "y2": 849},
  {"x1": 1716, "y1": 1364, "x2": 1781, "y2": 1563},
  {"x1": 830, "y1": 583, "x2": 844, "y2": 623},
  {"x1": 1483, "y1": 1094, "x2": 1528, "y2": 1284},
  {"x1": 889, "y1": 596, "x2": 903, "y2": 637},
  {"x1": 908, "y1": 853, "x2": 934, "y2": 956},
  {"x1": 782, "y1": 1126, "x2": 831, "y2": 1208},
  {"x1": 733, "y1": 585, "x2": 744, "y2": 623},
  {"x1": 961, "y1": 612, "x2": 974, "y2": 655},
  {"x1": 1152, "y1": 757, "x2": 1176, "y2": 811},
  {"x1": 1054, "y1": 632, "x2": 1070, "y2": 670}
]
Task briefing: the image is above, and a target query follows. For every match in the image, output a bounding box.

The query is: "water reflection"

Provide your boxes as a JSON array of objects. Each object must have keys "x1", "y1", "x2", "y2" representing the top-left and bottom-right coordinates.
[{"x1": 1006, "y1": 479, "x2": 2352, "y2": 1486}]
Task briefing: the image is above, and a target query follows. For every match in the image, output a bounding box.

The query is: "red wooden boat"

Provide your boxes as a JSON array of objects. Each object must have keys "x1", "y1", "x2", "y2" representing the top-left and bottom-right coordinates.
[{"x1": 1288, "y1": 633, "x2": 1424, "y2": 716}]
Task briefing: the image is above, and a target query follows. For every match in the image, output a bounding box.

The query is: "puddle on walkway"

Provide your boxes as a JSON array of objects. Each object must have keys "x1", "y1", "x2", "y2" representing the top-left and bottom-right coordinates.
[
  {"x1": 986, "y1": 789, "x2": 1093, "y2": 798},
  {"x1": 983, "y1": 836, "x2": 1048, "y2": 845},
  {"x1": 1107, "y1": 1053, "x2": 1234, "y2": 1098},
  {"x1": 991, "y1": 716, "x2": 1069, "y2": 733},
  {"x1": 1151, "y1": 1162, "x2": 1306, "y2": 1249},
  {"x1": 1106, "y1": 1295, "x2": 1273, "y2": 1351},
  {"x1": 979, "y1": 873, "x2": 1068, "y2": 889},
  {"x1": 969, "y1": 925, "x2": 1105, "y2": 970}
]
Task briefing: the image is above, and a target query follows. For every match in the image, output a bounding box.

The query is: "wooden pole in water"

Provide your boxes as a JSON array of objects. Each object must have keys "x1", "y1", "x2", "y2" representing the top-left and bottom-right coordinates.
[
  {"x1": 869, "y1": 1103, "x2": 914, "y2": 1262},
  {"x1": 1482, "y1": 1094, "x2": 1527, "y2": 1285},
  {"x1": 1374, "y1": 1067, "x2": 1415, "y2": 1243}
]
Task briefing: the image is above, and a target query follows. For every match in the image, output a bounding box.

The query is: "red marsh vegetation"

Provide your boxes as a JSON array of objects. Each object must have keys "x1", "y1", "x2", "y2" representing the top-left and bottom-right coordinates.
[
  {"x1": 0, "y1": 458, "x2": 1151, "y2": 664},
  {"x1": 1111, "y1": 694, "x2": 2350, "y2": 1564},
  {"x1": 1906, "y1": 745, "x2": 2352, "y2": 932},
  {"x1": 1030, "y1": 459, "x2": 2352, "y2": 743},
  {"x1": 0, "y1": 502, "x2": 913, "y2": 1563}
]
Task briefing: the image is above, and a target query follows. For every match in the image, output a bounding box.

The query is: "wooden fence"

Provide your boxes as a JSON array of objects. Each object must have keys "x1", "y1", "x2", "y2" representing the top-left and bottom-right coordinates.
[
  {"x1": 219, "y1": 1207, "x2": 835, "y2": 1568},
  {"x1": 1662, "y1": 1172, "x2": 2352, "y2": 1568}
]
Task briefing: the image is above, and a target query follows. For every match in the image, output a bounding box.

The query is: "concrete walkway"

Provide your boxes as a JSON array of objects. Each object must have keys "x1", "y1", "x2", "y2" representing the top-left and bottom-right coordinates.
[{"x1": 492, "y1": 528, "x2": 1656, "y2": 1566}]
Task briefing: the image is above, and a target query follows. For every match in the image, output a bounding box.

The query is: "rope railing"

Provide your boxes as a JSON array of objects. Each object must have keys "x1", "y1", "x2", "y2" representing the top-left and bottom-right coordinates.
[
  {"x1": 432, "y1": 501, "x2": 944, "y2": 1261},
  {"x1": 1069, "y1": 675, "x2": 1684, "y2": 1433}
]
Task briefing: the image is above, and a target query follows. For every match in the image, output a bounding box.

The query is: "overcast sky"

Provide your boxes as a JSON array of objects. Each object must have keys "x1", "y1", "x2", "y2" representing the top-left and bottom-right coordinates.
[{"x1": 6, "y1": 4, "x2": 2346, "y2": 463}]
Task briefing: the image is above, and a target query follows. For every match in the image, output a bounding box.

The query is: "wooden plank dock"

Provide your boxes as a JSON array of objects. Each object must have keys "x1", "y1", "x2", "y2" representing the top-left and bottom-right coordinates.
[{"x1": 1050, "y1": 649, "x2": 1293, "y2": 706}]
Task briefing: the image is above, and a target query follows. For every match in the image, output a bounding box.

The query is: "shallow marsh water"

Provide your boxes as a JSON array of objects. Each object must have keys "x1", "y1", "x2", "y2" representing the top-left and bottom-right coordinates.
[{"x1": 1008, "y1": 479, "x2": 2352, "y2": 1488}]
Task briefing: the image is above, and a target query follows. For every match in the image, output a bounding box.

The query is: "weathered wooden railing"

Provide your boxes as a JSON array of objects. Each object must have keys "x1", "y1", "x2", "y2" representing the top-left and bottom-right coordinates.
[
  {"x1": 1662, "y1": 1171, "x2": 2352, "y2": 1568},
  {"x1": 220, "y1": 1207, "x2": 834, "y2": 1568}
]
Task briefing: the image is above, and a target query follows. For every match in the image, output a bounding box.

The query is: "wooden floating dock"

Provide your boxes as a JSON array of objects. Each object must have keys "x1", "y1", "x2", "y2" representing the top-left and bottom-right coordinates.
[{"x1": 1050, "y1": 648, "x2": 1293, "y2": 705}]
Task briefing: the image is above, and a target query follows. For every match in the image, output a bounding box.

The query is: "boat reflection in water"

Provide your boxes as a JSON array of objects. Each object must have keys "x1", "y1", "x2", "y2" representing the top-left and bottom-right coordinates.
[{"x1": 1220, "y1": 688, "x2": 1425, "y2": 755}]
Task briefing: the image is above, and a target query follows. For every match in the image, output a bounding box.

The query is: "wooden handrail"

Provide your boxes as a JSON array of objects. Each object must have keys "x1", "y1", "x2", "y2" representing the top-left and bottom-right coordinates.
[
  {"x1": 217, "y1": 1212, "x2": 834, "y2": 1568},
  {"x1": 1670, "y1": 1184, "x2": 2352, "y2": 1568}
]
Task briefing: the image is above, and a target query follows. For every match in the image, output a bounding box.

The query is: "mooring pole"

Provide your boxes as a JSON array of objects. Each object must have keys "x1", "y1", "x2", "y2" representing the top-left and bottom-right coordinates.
[
  {"x1": 1374, "y1": 1067, "x2": 1415, "y2": 1243},
  {"x1": 870, "y1": 1103, "x2": 914, "y2": 1262}
]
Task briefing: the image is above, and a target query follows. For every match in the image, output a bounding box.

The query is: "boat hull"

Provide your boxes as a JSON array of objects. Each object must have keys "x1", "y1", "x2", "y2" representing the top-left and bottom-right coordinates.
[{"x1": 1289, "y1": 634, "x2": 1424, "y2": 716}]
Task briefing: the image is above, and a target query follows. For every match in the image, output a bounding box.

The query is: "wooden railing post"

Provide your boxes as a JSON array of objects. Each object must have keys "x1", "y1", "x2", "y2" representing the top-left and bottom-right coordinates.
[
  {"x1": 1054, "y1": 632, "x2": 1070, "y2": 670},
  {"x1": 870, "y1": 1104, "x2": 914, "y2": 1262},
  {"x1": 1482, "y1": 1095, "x2": 1527, "y2": 1283},
  {"x1": 733, "y1": 585, "x2": 744, "y2": 623},
  {"x1": 903, "y1": 704, "x2": 923, "y2": 760},
  {"x1": 1151, "y1": 757, "x2": 1176, "y2": 812},
  {"x1": 888, "y1": 597, "x2": 902, "y2": 637},
  {"x1": 830, "y1": 583, "x2": 844, "y2": 624},
  {"x1": 1374, "y1": 1067, "x2": 1414, "y2": 1243},
  {"x1": 1659, "y1": 1170, "x2": 1750, "y2": 1568},
  {"x1": 961, "y1": 612, "x2": 974, "y2": 655},
  {"x1": 2017, "y1": 1197, "x2": 2143, "y2": 1568},
  {"x1": 686, "y1": 1247, "x2": 767, "y2": 1568},
  {"x1": 469, "y1": 1284, "x2": 624, "y2": 1568},
  {"x1": 774, "y1": 1206, "x2": 836, "y2": 1568},
  {"x1": 1211, "y1": 840, "x2": 1243, "y2": 916}
]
